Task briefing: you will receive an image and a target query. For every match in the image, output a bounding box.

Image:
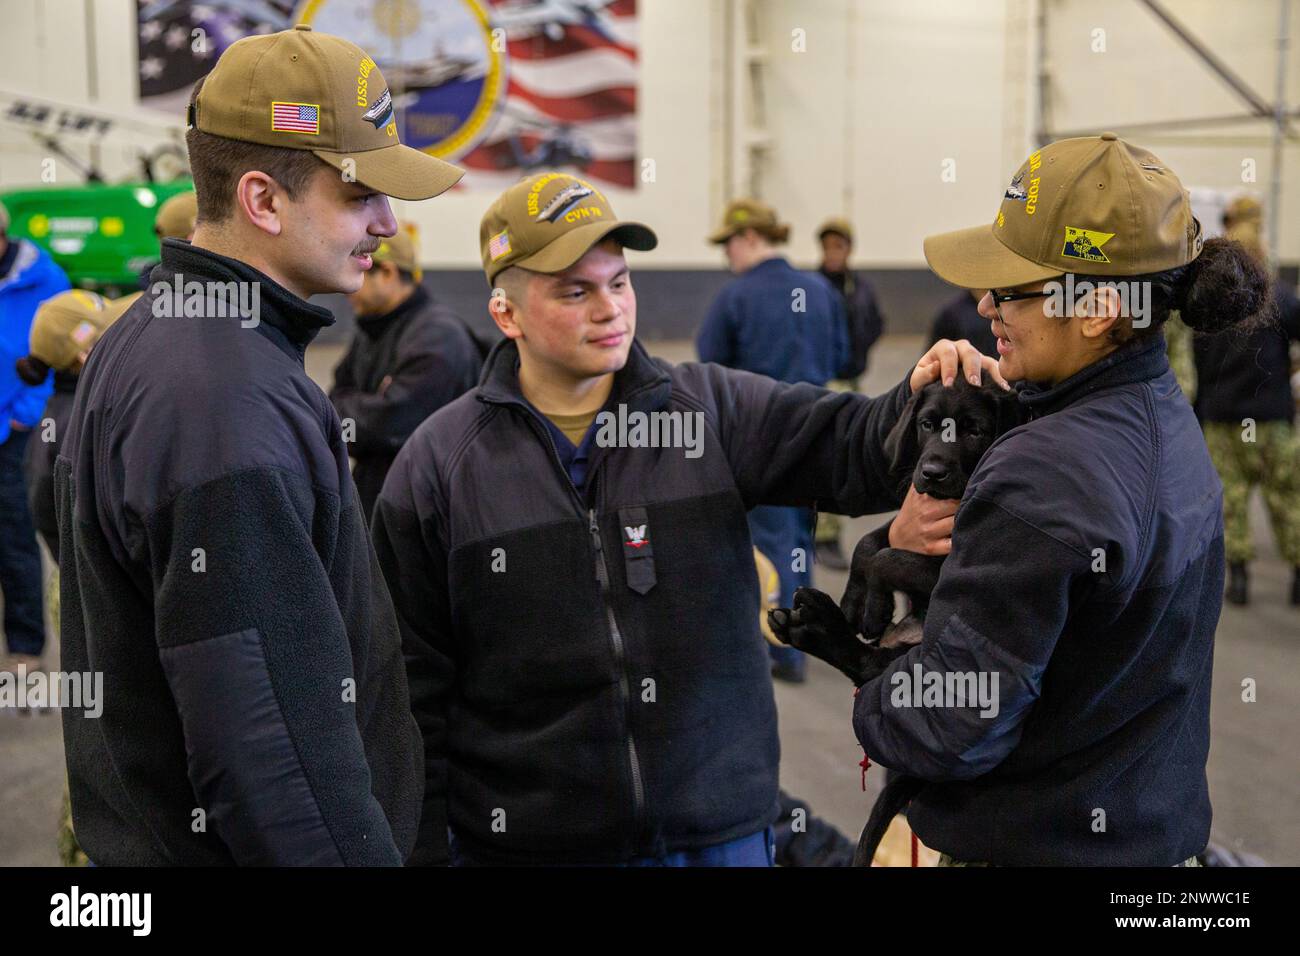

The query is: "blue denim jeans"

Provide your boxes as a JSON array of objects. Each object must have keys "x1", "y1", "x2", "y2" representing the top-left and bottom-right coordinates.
[
  {"x1": 448, "y1": 826, "x2": 776, "y2": 867},
  {"x1": 0, "y1": 429, "x2": 45, "y2": 656}
]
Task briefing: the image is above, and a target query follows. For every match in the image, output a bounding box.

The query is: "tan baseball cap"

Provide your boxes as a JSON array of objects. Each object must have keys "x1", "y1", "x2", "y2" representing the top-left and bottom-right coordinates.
[
  {"x1": 480, "y1": 172, "x2": 657, "y2": 286},
  {"x1": 372, "y1": 226, "x2": 419, "y2": 279},
  {"x1": 16, "y1": 291, "x2": 140, "y2": 384},
  {"x1": 708, "y1": 198, "x2": 789, "y2": 244},
  {"x1": 155, "y1": 191, "x2": 198, "y2": 239},
  {"x1": 189, "y1": 24, "x2": 463, "y2": 201},
  {"x1": 816, "y1": 217, "x2": 854, "y2": 243},
  {"x1": 1224, "y1": 195, "x2": 1262, "y2": 226},
  {"x1": 924, "y1": 132, "x2": 1203, "y2": 289}
]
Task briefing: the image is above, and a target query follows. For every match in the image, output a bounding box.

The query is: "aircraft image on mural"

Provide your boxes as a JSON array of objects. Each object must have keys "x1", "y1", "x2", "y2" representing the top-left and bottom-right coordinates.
[{"x1": 491, "y1": 0, "x2": 619, "y2": 43}]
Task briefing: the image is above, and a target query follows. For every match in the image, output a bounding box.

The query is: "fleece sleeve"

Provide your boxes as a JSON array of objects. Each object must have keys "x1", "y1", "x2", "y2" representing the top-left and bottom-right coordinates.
[
  {"x1": 702, "y1": 363, "x2": 914, "y2": 516},
  {"x1": 330, "y1": 322, "x2": 479, "y2": 458},
  {"x1": 852, "y1": 493, "x2": 1093, "y2": 781},
  {"x1": 147, "y1": 466, "x2": 403, "y2": 865},
  {"x1": 370, "y1": 447, "x2": 458, "y2": 866}
]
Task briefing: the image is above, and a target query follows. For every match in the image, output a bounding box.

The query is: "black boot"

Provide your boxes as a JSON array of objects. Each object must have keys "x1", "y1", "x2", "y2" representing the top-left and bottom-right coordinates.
[
  {"x1": 1227, "y1": 562, "x2": 1248, "y2": 606},
  {"x1": 1291, "y1": 567, "x2": 1300, "y2": 607}
]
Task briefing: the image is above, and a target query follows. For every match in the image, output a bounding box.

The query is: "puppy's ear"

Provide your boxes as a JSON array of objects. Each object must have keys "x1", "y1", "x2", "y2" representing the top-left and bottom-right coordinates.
[{"x1": 882, "y1": 390, "x2": 923, "y2": 475}]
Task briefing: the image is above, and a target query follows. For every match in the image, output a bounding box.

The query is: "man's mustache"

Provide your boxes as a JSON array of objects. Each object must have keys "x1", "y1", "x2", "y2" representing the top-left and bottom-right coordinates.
[{"x1": 352, "y1": 239, "x2": 382, "y2": 256}]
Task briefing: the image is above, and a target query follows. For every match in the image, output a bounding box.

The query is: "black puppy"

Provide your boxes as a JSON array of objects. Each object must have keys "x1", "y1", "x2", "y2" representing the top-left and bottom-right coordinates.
[{"x1": 768, "y1": 373, "x2": 1023, "y2": 866}]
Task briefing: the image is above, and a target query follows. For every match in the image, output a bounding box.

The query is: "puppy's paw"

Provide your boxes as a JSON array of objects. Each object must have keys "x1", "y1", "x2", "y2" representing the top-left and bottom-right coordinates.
[{"x1": 769, "y1": 587, "x2": 875, "y2": 685}]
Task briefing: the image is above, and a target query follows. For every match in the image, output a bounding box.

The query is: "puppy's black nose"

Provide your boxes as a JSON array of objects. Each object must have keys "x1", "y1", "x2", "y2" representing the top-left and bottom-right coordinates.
[{"x1": 920, "y1": 462, "x2": 950, "y2": 482}]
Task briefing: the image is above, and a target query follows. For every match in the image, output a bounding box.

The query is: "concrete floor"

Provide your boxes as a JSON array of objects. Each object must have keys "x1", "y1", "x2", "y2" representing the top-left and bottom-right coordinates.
[{"x1": 2, "y1": 335, "x2": 1295, "y2": 865}]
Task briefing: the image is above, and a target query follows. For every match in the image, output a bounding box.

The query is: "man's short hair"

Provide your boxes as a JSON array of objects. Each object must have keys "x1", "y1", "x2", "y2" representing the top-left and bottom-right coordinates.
[
  {"x1": 185, "y1": 78, "x2": 329, "y2": 224},
  {"x1": 493, "y1": 265, "x2": 533, "y2": 305}
]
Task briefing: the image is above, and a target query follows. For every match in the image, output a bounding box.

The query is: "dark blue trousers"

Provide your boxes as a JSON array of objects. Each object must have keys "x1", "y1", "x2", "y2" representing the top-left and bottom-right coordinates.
[
  {"x1": 0, "y1": 429, "x2": 45, "y2": 656},
  {"x1": 448, "y1": 826, "x2": 774, "y2": 867},
  {"x1": 748, "y1": 504, "x2": 813, "y2": 673}
]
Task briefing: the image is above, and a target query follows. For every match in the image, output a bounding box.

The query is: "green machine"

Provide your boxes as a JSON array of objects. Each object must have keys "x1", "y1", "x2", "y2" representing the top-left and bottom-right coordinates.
[{"x1": 1, "y1": 180, "x2": 193, "y2": 294}]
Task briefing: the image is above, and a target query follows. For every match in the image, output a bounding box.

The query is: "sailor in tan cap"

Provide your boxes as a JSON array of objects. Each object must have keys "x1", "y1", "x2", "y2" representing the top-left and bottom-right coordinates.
[
  {"x1": 329, "y1": 225, "x2": 482, "y2": 521},
  {"x1": 183, "y1": 23, "x2": 463, "y2": 296},
  {"x1": 137, "y1": 190, "x2": 199, "y2": 288},
  {"x1": 154, "y1": 190, "x2": 198, "y2": 242},
  {"x1": 56, "y1": 26, "x2": 450, "y2": 866},
  {"x1": 15, "y1": 290, "x2": 138, "y2": 560},
  {"x1": 371, "y1": 170, "x2": 997, "y2": 866},
  {"x1": 849, "y1": 133, "x2": 1274, "y2": 867}
]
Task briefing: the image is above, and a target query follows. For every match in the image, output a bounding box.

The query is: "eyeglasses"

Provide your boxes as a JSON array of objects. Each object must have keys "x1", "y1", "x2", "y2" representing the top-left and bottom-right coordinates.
[{"x1": 988, "y1": 284, "x2": 1058, "y2": 323}]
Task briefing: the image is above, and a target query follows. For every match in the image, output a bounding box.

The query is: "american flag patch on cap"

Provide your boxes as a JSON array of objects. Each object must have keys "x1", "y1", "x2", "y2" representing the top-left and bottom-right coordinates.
[
  {"x1": 271, "y1": 102, "x2": 320, "y2": 135},
  {"x1": 488, "y1": 230, "x2": 512, "y2": 260}
]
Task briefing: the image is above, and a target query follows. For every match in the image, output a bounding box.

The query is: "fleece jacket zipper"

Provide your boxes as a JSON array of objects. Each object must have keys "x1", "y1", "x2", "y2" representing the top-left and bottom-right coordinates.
[
  {"x1": 512, "y1": 404, "x2": 648, "y2": 846},
  {"x1": 588, "y1": 506, "x2": 647, "y2": 840}
]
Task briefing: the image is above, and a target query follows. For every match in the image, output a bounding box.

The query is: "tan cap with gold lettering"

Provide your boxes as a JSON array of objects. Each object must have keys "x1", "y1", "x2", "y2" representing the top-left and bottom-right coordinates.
[
  {"x1": 924, "y1": 132, "x2": 1203, "y2": 289},
  {"x1": 479, "y1": 172, "x2": 657, "y2": 286},
  {"x1": 189, "y1": 24, "x2": 463, "y2": 201}
]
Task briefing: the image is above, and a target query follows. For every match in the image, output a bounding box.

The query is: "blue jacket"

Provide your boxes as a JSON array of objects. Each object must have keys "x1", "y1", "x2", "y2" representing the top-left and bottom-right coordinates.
[
  {"x1": 0, "y1": 238, "x2": 69, "y2": 444},
  {"x1": 854, "y1": 334, "x2": 1221, "y2": 866},
  {"x1": 696, "y1": 257, "x2": 848, "y2": 385}
]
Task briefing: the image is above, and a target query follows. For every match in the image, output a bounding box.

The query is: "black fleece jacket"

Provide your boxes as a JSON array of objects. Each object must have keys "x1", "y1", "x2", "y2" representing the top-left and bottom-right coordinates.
[
  {"x1": 55, "y1": 239, "x2": 423, "y2": 865},
  {"x1": 329, "y1": 285, "x2": 480, "y2": 521},
  {"x1": 24, "y1": 371, "x2": 77, "y2": 560},
  {"x1": 855, "y1": 336, "x2": 1222, "y2": 865},
  {"x1": 372, "y1": 337, "x2": 913, "y2": 865},
  {"x1": 1193, "y1": 281, "x2": 1300, "y2": 424}
]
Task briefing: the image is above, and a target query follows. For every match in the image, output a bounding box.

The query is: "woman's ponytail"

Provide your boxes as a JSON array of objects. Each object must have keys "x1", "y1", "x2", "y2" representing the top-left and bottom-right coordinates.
[{"x1": 1176, "y1": 236, "x2": 1274, "y2": 335}]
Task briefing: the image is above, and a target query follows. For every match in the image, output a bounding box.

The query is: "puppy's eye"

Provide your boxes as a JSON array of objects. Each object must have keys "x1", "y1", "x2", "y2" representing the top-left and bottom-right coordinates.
[{"x1": 919, "y1": 419, "x2": 935, "y2": 432}]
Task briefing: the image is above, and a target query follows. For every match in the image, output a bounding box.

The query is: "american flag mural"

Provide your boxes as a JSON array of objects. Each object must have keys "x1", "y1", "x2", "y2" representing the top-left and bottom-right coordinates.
[
  {"x1": 457, "y1": 0, "x2": 639, "y2": 189},
  {"x1": 137, "y1": 1, "x2": 296, "y2": 116},
  {"x1": 137, "y1": 0, "x2": 639, "y2": 191}
]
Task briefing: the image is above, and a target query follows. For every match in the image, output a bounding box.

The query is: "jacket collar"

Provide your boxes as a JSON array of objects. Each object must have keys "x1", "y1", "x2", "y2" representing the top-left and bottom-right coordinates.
[
  {"x1": 157, "y1": 239, "x2": 335, "y2": 360},
  {"x1": 355, "y1": 284, "x2": 429, "y2": 339},
  {"x1": 477, "y1": 336, "x2": 672, "y2": 416},
  {"x1": 744, "y1": 256, "x2": 791, "y2": 278},
  {"x1": 1018, "y1": 333, "x2": 1170, "y2": 418}
]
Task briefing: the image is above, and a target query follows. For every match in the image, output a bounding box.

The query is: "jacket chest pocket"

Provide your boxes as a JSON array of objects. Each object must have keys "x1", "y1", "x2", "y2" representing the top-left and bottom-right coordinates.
[{"x1": 618, "y1": 506, "x2": 656, "y2": 595}]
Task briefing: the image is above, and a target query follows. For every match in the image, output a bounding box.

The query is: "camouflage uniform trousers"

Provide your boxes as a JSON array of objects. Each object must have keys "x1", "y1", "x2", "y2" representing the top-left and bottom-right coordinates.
[
  {"x1": 45, "y1": 565, "x2": 87, "y2": 867},
  {"x1": 1202, "y1": 420, "x2": 1300, "y2": 566}
]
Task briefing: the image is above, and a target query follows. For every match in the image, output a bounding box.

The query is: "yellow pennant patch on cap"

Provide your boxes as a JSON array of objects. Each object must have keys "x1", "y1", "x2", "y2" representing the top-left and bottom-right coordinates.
[
  {"x1": 1061, "y1": 226, "x2": 1114, "y2": 264},
  {"x1": 488, "y1": 229, "x2": 512, "y2": 260}
]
